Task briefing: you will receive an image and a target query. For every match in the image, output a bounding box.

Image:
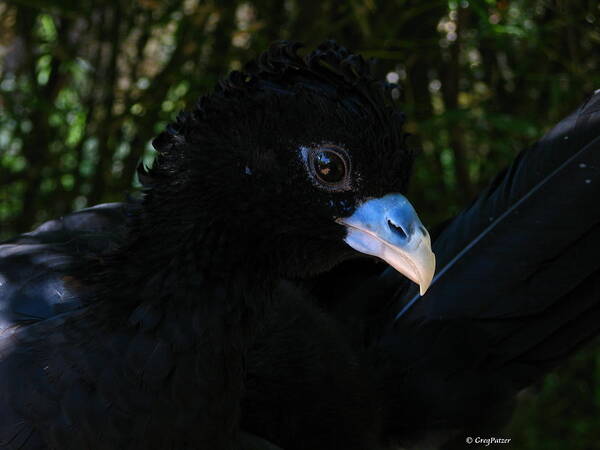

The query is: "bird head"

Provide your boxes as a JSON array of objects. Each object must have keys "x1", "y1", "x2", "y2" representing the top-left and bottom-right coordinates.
[{"x1": 139, "y1": 41, "x2": 435, "y2": 294}]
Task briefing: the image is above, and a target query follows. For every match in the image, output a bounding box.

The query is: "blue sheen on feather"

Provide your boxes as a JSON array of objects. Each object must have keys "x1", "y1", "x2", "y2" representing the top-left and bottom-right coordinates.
[{"x1": 394, "y1": 90, "x2": 600, "y2": 322}]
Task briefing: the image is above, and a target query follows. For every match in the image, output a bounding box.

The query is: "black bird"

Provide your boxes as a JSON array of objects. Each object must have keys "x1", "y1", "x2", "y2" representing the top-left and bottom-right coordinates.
[
  {"x1": 0, "y1": 41, "x2": 435, "y2": 450},
  {"x1": 3, "y1": 41, "x2": 600, "y2": 450}
]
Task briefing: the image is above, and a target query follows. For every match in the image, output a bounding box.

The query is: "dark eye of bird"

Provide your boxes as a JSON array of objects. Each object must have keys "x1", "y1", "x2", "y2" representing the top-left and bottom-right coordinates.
[{"x1": 309, "y1": 146, "x2": 350, "y2": 189}]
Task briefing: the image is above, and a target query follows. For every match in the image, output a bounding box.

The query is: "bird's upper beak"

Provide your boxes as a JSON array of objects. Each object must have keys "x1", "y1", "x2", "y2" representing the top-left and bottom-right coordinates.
[{"x1": 337, "y1": 193, "x2": 436, "y2": 295}]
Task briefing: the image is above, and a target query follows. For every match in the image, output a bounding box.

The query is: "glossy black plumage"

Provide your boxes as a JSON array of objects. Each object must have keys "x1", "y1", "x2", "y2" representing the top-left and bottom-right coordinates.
[{"x1": 0, "y1": 203, "x2": 129, "y2": 331}]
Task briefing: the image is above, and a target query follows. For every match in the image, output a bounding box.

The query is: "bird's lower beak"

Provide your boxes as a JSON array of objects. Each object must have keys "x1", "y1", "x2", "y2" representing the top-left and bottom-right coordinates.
[{"x1": 337, "y1": 194, "x2": 436, "y2": 295}]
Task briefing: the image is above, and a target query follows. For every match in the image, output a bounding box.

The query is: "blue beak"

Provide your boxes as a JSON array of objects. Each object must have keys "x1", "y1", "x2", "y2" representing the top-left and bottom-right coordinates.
[{"x1": 337, "y1": 194, "x2": 436, "y2": 295}]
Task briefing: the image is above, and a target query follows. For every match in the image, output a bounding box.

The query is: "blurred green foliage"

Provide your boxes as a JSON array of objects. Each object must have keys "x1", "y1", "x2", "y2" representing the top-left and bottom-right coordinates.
[{"x1": 1, "y1": 0, "x2": 600, "y2": 448}]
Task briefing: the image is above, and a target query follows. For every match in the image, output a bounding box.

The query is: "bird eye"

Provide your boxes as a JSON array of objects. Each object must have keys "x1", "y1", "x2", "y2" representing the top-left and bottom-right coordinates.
[{"x1": 308, "y1": 146, "x2": 350, "y2": 190}]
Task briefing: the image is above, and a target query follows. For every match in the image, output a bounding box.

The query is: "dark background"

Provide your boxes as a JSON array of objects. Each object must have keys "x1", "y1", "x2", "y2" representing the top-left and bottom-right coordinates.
[{"x1": 1, "y1": 0, "x2": 600, "y2": 448}]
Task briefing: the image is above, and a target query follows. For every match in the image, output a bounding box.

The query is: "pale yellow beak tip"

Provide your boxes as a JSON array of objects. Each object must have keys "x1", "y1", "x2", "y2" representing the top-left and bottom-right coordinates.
[{"x1": 417, "y1": 247, "x2": 436, "y2": 296}]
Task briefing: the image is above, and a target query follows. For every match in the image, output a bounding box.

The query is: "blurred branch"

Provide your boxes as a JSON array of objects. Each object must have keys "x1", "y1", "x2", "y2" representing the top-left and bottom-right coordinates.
[
  {"x1": 88, "y1": 4, "x2": 122, "y2": 205},
  {"x1": 440, "y1": 5, "x2": 474, "y2": 202}
]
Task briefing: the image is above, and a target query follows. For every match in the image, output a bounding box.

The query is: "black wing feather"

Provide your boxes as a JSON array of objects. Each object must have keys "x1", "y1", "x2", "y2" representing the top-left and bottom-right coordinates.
[
  {"x1": 373, "y1": 90, "x2": 600, "y2": 447},
  {"x1": 0, "y1": 203, "x2": 128, "y2": 332}
]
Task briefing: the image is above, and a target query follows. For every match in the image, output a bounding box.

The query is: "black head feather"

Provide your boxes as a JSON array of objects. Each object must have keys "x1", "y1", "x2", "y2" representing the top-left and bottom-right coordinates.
[{"x1": 128, "y1": 40, "x2": 414, "y2": 279}]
